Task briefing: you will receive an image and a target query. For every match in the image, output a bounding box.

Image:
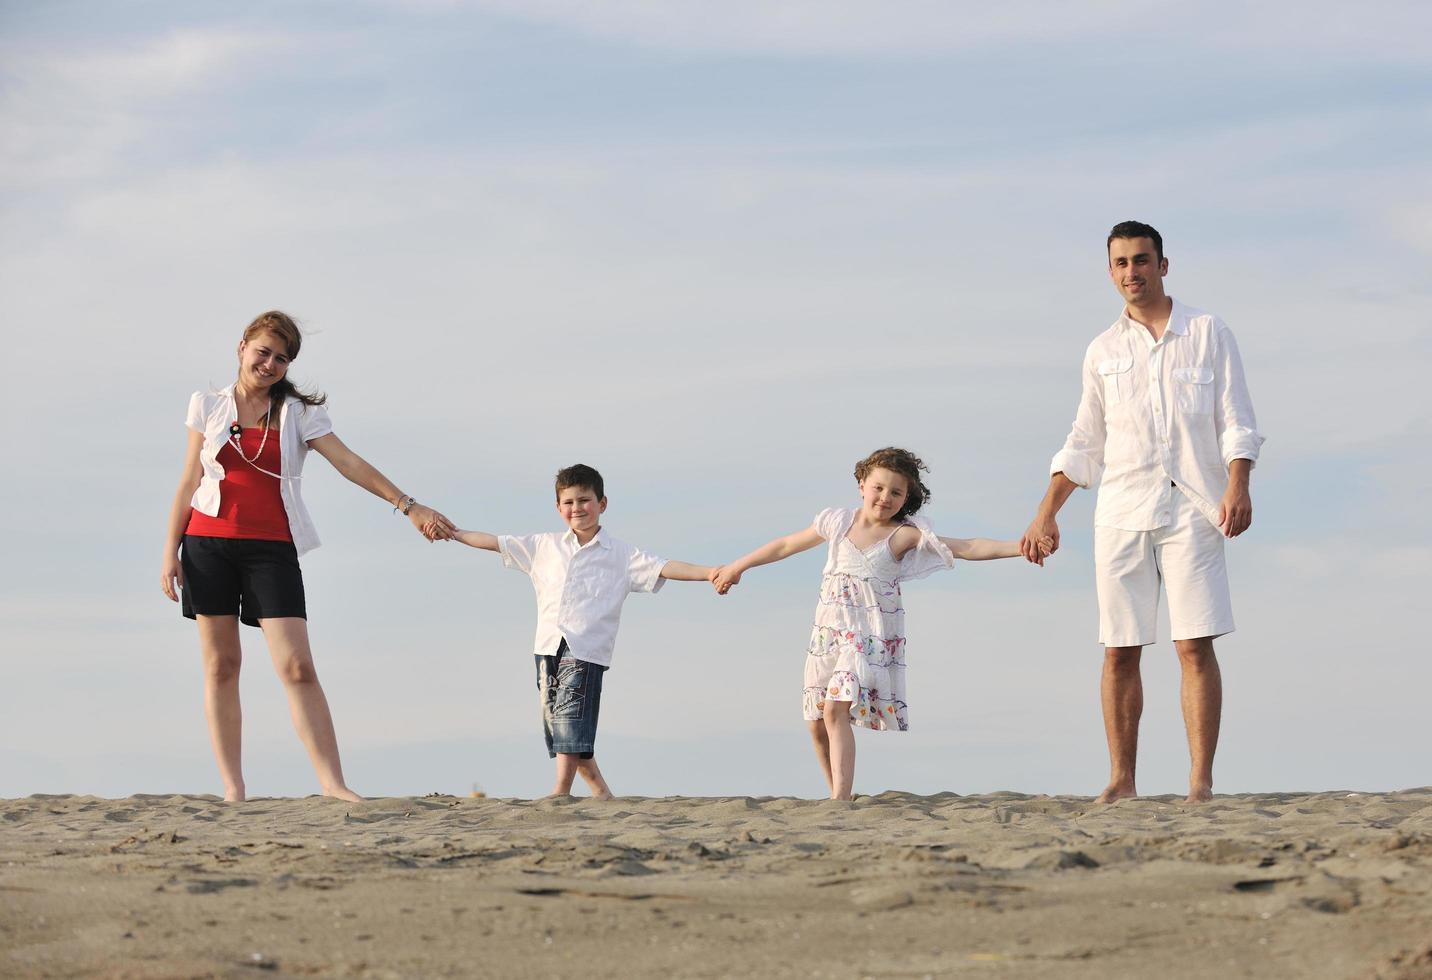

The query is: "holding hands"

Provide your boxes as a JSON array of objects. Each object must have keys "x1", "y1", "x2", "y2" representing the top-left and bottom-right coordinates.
[
  {"x1": 1020, "y1": 514, "x2": 1060, "y2": 566},
  {"x1": 410, "y1": 503, "x2": 455, "y2": 541},
  {"x1": 711, "y1": 565, "x2": 742, "y2": 595}
]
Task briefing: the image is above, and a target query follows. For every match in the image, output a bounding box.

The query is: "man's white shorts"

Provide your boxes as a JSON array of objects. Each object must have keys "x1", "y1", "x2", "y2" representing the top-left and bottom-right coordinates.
[{"x1": 1094, "y1": 489, "x2": 1234, "y2": 647}]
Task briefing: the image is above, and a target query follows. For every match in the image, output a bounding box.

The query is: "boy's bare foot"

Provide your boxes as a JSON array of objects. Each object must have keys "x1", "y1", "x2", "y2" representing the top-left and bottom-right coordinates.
[
  {"x1": 323, "y1": 785, "x2": 364, "y2": 803},
  {"x1": 1095, "y1": 781, "x2": 1137, "y2": 803},
  {"x1": 589, "y1": 790, "x2": 614, "y2": 801}
]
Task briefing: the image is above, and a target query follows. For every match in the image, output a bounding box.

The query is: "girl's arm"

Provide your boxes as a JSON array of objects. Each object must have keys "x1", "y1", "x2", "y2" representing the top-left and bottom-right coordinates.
[
  {"x1": 307, "y1": 432, "x2": 455, "y2": 540},
  {"x1": 160, "y1": 430, "x2": 206, "y2": 602},
  {"x1": 713, "y1": 526, "x2": 825, "y2": 594},
  {"x1": 448, "y1": 529, "x2": 501, "y2": 552},
  {"x1": 659, "y1": 560, "x2": 717, "y2": 582},
  {"x1": 939, "y1": 536, "x2": 1045, "y2": 561}
]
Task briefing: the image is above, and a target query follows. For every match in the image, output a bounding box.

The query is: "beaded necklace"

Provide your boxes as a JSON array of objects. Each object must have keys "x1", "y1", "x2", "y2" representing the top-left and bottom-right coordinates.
[{"x1": 228, "y1": 395, "x2": 281, "y2": 480}]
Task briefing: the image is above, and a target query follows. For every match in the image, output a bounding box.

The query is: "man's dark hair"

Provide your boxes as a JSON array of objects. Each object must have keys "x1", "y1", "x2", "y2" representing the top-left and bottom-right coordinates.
[
  {"x1": 1107, "y1": 220, "x2": 1164, "y2": 261},
  {"x1": 555, "y1": 463, "x2": 604, "y2": 501}
]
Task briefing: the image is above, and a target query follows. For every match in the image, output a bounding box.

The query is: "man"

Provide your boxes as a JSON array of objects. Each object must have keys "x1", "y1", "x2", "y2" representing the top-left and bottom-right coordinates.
[{"x1": 1021, "y1": 221, "x2": 1264, "y2": 804}]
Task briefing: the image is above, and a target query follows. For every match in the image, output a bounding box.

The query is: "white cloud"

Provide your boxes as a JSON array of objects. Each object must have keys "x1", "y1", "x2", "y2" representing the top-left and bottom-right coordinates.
[
  {"x1": 423, "y1": 0, "x2": 1432, "y2": 61},
  {"x1": 0, "y1": 28, "x2": 296, "y2": 184}
]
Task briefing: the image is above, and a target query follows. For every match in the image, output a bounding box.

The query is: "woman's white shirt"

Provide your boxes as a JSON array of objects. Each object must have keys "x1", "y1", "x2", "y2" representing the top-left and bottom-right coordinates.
[{"x1": 185, "y1": 385, "x2": 334, "y2": 556}]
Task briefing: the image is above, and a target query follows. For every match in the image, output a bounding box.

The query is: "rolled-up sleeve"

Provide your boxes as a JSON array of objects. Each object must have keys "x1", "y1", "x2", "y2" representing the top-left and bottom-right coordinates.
[
  {"x1": 498, "y1": 534, "x2": 540, "y2": 574},
  {"x1": 1213, "y1": 324, "x2": 1265, "y2": 467},
  {"x1": 1050, "y1": 348, "x2": 1107, "y2": 488},
  {"x1": 629, "y1": 547, "x2": 668, "y2": 594}
]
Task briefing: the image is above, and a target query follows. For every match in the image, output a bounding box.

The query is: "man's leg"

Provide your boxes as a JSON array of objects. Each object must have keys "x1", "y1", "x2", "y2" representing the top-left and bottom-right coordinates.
[
  {"x1": 1093, "y1": 523, "x2": 1159, "y2": 803},
  {"x1": 1174, "y1": 637, "x2": 1221, "y2": 803},
  {"x1": 1098, "y1": 646, "x2": 1144, "y2": 802},
  {"x1": 1161, "y1": 491, "x2": 1233, "y2": 805}
]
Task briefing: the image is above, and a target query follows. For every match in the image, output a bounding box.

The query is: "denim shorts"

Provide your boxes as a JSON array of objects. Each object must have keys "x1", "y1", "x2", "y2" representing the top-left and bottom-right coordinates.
[{"x1": 534, "y1": 639, "x2": 607, "y2": 759}]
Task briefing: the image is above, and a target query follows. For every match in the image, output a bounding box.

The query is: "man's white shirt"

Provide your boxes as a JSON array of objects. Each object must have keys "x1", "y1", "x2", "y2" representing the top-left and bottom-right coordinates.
[
  {"x1": 1051, "y1": 299, "x2": 1264, "y2": 532},
  {"x1": 498, "y1": 528, "x2": 667, "y2": 667}
]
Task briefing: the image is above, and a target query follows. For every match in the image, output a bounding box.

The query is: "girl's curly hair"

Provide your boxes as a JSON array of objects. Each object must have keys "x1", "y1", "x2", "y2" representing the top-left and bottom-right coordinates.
[{"x1": 853, "y1": 447, "x2": 931, "y2": 520}]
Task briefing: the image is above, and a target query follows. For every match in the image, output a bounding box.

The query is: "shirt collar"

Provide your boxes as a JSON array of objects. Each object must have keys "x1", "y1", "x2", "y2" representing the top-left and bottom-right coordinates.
[
  {"x1": 1118, "y1": 297, "x2": 1188, "y2": 337},
  {"x1": 562, "y1": 526, "x2": 608, "y2": 550}
]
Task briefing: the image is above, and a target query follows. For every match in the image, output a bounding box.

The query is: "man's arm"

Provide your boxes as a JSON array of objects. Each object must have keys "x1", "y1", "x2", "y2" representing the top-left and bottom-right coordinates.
[
  {"x1": 1218, "y1": 458, "x2": 1252, "y2": 538},
  {"x1": 1022, "y1": 349, "x2": 1107, "y2": 564},
  {"x1": 1020, "y1": 473, "x2": 1079, "y2": 565}
]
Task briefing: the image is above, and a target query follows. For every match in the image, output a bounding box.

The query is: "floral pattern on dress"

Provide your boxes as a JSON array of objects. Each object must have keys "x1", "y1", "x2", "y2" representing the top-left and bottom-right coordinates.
[{"x1": 800, "y1": 507, "x2": 954, "y2": 732}]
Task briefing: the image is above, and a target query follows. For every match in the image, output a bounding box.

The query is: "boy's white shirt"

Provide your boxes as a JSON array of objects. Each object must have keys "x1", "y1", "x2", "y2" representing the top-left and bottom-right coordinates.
[{"x1": 498, "y1": 527, "x2": 666, "y2": 667}]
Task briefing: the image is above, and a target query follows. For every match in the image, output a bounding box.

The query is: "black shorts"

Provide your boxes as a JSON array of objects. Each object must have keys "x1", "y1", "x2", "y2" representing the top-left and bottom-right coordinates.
[{"x1": 180, "y1": 535, "x2": 307, "y2": 628}]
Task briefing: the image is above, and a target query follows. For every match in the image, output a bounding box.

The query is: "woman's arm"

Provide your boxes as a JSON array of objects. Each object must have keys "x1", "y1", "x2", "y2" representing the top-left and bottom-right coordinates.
[
  {"x1": 712, "y1": 526, "x2": 825, "y2": 594},
  {"x1": 448, "y1": 529, "x2": 501, "y2": 552},
  {"x1": 307, "y1": 432, "x2": 455, "y2": 539},
  {"x1": 939, "y1": 536, "x2": 1041, "y2": 561},
  {"x1": 161, "y1": 430, "x2": 205, "y2": 602},
  {"x1": 659, "y1": 560, "x2": 717, "y2": 582}
]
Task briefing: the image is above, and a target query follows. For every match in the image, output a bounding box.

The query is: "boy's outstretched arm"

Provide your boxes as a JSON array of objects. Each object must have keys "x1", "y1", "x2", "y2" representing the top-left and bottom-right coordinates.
[
  {"x1": 446, "y1": 528, "x2": 501, "y2": 552},
  {"x1": 659, "y1": 560, "x2": 717, "y2": 582},
  {"x1": 713, "y1": 526, "x2": 824, "y2": 594},
  {"x1": 939, "y1": 536, "x2": 1050, "y2": 562}
]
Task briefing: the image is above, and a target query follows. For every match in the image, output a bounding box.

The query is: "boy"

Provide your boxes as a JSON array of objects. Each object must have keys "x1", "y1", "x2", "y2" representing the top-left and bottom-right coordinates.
[{"x1": 440, "y1": 464, "x2": 717, "y2": 799}]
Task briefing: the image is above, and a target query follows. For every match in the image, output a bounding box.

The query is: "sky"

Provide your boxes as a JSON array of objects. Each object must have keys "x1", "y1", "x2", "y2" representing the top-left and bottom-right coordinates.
[{"x1": 2, "y1": 0, "x2": 1429, "y2": 801}]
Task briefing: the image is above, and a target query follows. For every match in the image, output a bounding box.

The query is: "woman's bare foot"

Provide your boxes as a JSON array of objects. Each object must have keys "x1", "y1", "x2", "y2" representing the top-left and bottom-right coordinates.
[{"x1": 1095, "y1": 781, "x2": 1137, "y2": 803}]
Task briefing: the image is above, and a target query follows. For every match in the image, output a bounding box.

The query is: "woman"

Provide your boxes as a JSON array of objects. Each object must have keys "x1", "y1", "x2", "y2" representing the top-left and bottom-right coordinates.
[{"x1": 160, "y1": 311, "x2": 453, "y2": 802}]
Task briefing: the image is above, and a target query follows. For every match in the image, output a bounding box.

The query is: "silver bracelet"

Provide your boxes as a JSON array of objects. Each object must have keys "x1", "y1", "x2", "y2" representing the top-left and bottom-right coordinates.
[{"x1": 394, "y1": 494, "x2": 416, "y2": 515}]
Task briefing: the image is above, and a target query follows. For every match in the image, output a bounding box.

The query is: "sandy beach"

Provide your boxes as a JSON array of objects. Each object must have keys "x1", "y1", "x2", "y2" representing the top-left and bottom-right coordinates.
[{"x1": 2, "y1": 790, "x2": 1429, "y2": 979}]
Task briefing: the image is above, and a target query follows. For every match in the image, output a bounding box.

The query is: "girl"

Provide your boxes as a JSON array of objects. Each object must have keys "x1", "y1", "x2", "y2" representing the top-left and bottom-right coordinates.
[
  {"x1": 160, "y1": 311, "x2": 454, "y2": 802},
  {"x1": 712, "y1": 447, "x2": 1048, "y2": 801}
]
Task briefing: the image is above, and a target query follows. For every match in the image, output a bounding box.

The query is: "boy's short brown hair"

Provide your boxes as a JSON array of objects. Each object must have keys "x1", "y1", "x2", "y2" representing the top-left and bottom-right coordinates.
[{"x1": 555, "y1": 463, "x2": 605, "y2": 501}]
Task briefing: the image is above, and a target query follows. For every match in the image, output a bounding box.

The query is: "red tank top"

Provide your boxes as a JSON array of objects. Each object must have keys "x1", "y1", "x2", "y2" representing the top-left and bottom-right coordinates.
[{"x1": 186, "y1": 427, "x2": 293, "y2": 542}]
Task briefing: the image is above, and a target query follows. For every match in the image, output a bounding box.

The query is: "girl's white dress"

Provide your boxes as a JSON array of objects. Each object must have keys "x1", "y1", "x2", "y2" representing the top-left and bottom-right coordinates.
[{"x1": 803, "y1": 507, "x2": 955, "y2": 731}]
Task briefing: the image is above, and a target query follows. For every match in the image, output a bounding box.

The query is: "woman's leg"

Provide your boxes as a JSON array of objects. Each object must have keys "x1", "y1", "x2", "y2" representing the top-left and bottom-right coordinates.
[
  {"x1": 807, "y1": 720, "x2": 834, "y2": 795},
  {"x1": 259, "y1": 617, "x2": 362, "y2": 802},
  {"x1": 196, "y1": 614, "x2": 245, "y2": 802},
  {"x1": 822, "y1": 700, "x2": 856, "y2": 801}
]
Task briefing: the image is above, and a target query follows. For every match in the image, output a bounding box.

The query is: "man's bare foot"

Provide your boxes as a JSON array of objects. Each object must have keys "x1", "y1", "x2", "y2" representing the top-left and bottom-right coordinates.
[
  {"x1": 323, "y1": 785, "x2": 364, "y2": 803},
  {"x1": 1183, "y1": 784, "x2": 1213, "y2": 804},
  {"x1": 1095, "y1": 782, "x2": 1137, "y2": 803}
]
